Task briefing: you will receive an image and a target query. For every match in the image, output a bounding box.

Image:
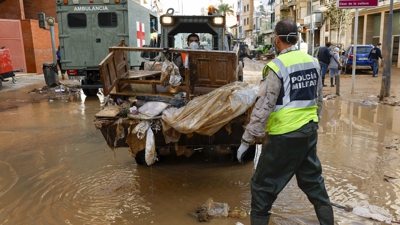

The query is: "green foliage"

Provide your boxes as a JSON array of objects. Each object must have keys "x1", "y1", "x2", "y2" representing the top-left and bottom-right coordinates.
[
  {"x1": 217, "y1": 3, "x2": 234, "y2": 16},
  {"x1": 257, "y1": 35, "x2": 264, "y2": 45},
  {"x1": 324, "y1": 0, "x2": 353, "y2": 29}
]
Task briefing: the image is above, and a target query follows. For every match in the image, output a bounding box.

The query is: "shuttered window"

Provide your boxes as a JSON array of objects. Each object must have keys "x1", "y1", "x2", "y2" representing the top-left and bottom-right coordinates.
[{"x1": 98, "y1": 12, "x2": 118, "y2": 28}]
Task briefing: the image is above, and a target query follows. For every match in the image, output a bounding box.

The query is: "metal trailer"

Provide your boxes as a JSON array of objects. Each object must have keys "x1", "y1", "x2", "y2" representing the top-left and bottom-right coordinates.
[
  {"x1": 56, "y1": 0, "x2": 158, "y2": 96},
  {"x1": 93, "y1": 11, "x2": 255, "y2": 165}
]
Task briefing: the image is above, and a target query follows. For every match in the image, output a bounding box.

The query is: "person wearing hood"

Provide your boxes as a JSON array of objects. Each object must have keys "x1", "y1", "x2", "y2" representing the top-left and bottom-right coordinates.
[{"x1": 328, "y1": 47, "x2": 341, "y2": 87}]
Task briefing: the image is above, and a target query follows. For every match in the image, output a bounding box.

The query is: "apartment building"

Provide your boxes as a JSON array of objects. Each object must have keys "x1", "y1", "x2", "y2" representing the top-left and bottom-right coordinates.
[{"x1": 236, "y1": 0, "x2": 255, "y2": 47}]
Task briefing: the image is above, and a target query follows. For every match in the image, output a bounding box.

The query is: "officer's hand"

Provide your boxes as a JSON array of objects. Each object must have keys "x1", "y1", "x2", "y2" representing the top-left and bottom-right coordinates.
[{"x1": 237, "y1": 143, "x2": 250, "y2": 164}]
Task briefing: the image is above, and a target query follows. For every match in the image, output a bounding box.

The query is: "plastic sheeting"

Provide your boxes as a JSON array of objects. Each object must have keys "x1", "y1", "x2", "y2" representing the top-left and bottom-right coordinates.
[
  {"x1": 138, "y1": 101, "x2": 170, "y2": 117},
  {"x1": 160, "y1": 58, "x2": 182, "y2": 87},
  {"x1": 162, "y1": 82, "x2": 257, "y2": 137},
  {"x1": 352, "y1": 202, "x2": 394, "y2": 224},
  {"x1": 145, "y1": 127, "x2": 156, "y2": 165}
]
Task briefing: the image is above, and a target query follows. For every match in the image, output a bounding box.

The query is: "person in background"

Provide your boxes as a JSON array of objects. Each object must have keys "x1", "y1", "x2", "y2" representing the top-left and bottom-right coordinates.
[
  {"x1": 236, "y1": 19, "x2": 334, "y2": 225},
  {"x1": 207, "y1": 5, "x2": 218, "y2": 15},
  {"x1": 187, "y1": 33, "x2": 200, "y2": 49},
  {"x1": 56, "y1": 45, "x2": 65, "y2": 80},
  {"x1": 328, "y1": 47, "x2": 341, "y2": 87},
  {"x1": 368, "y1": 43, "x2": 384, "y2": 77},
  {"x1": 238, "y1": 44, "x2": 257, "y2": 66},
  {"x1": 233, "y1": 42, "x2": 238, "y2": 52},
  {"x1": 317, "y1": 42, "x2": 332, "y2": 87}
]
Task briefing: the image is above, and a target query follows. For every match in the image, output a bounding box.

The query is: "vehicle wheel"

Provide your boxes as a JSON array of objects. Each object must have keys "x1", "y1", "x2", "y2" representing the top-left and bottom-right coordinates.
[
  {"x1": 236, "y1": 63, "x2": 243, "y2": 82},
  {"x1": 135, "y1": 150, "x2": 146, "y2": 165},
  {"x1": 231, "y1": 145, "x2": 256, "y2": 163},
  {"x1": 0, "y1": 81, "x2": 2, "y2": 88},
  {"x1": 12, "y1": 77, "x2": 18, "y2": 84},
  {"x1": 81, "y1": 80, "x2": 100, "y2": 97},
  {"x1": 135, "y1": 149, "x2": 161, "y2": 165},
  {"x1": 345, "y1": 65, "x2": 352, "y2": 74}
]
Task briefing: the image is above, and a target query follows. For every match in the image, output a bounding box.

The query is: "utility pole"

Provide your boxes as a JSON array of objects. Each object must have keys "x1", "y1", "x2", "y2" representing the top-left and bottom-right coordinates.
[{"x1": 379, "y1": 0, "x2": 393, "y2": 100}]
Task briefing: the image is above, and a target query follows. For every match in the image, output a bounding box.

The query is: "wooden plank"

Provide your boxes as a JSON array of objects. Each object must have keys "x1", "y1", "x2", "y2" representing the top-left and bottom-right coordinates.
[
  {"x1": 108, "y1": 46, "x2": 238, "y2": 56},
  {"x1": 114, "y1": 50, "x2": 129, "y2": 79},
  {"x1": 123, "y1": 70, "x2": 162, "y2": 79},
  {"x1": 95, "y1": 105, "x2": 122, "y2": 118},
  {"x1": 99, "y1": 52, "x2": 117, "y2": 96}
]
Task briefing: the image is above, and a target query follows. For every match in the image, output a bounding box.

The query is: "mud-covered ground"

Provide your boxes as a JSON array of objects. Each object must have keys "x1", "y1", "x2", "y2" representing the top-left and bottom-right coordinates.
[{"x1": 0, "y1": 64, "x2": 400, "y2": 224}]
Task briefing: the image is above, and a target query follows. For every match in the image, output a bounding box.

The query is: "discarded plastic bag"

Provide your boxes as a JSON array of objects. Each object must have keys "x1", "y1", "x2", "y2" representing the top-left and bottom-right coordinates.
[
  {"x1": 203, "y1": 198, "x2": 229, "y2": 218},
  {"x1": 132, "y1": 120, "x2": 150, "y2": 139},
  {"x1": 352, "y1": 202, "x2": 393, "y2": 224},
  {"x1": 169, "y1": 63, "x2": 182, "y2": 87},
  {"x1": 161, "y1": 58, "x2": 182, "y2": 87},
  {"x1": 138, "y1": 101, "x2": 170, "y2": 117},
  {"x1": 145, "y1": 128, "x2": 156, "y2": 166},
  {"x1": 126, "y1": 121, "x2": 146, "y2": 157},
  {"x1": 114, "y1": 118, "x2": 125, "y2": 147}
]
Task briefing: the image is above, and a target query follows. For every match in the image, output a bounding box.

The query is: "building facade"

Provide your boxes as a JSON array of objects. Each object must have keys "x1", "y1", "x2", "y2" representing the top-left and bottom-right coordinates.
[{"x1": 236, "y1": 0, "x2": 255, "y2": 47}]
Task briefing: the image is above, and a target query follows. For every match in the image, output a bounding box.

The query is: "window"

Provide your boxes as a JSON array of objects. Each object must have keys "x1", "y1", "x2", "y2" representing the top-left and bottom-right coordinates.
[
  {"x1": 247, "y1": 18, "x2": 249, "y2": 25},
  {"x1": 247, "y1": 4, "x2": 249, "y2": 11},
  {"x1": 98, "y1": 12, "x2": 118, "y2": 27},
  {"x1": 68, "y1": 13, "x2": 87, "y2": 28},
  {"x1": 244, "y1": 6, "x2": 246, "y2": 12}
]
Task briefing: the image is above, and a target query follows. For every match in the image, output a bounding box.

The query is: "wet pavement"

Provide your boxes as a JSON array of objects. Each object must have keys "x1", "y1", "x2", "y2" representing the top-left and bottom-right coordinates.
[{"x1": 0, "y1": 72, "x2": 400, "y2": 224}]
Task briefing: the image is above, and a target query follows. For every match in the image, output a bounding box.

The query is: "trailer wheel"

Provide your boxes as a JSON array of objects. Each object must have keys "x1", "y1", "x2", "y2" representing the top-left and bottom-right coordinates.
[
  {"x1": 0, "y1": 80, "x2": 2, "y2": 88},
  {"x1": 231, "y1": 145, "x2": 256, "y2": 163},
  {"x1": 135, "y1": 149, "x2": 161, "y2": 165},
  {"x1": 236, "y1": 63, "x2": 243, "y2": 82},
  {"x1": 81, "y1": 80, "x2": 100, "y2": 97}
]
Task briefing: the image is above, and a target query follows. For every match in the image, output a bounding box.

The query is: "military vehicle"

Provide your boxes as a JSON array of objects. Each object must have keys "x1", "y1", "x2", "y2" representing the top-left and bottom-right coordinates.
[
  {"x1": 56, "y1": 0, "x2": 158, "y2": 96},
  {"x1": 93, "y1": 9, "x2": 256, "y2": 165}
]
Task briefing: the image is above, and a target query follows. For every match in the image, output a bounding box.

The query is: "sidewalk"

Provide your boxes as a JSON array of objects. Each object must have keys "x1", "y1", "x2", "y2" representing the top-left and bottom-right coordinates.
[
  {"x1": 322, "y1": 66, "x2": 400, "y2": 104},
  {"x1": 0, "y1": 72, "x2": 80, "y2": 92}
]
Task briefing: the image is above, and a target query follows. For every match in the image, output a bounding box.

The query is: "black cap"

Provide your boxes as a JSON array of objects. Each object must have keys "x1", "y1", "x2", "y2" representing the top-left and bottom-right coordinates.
[{"x1": 377, "y1": 43, "x2": 382, "y2": 45}]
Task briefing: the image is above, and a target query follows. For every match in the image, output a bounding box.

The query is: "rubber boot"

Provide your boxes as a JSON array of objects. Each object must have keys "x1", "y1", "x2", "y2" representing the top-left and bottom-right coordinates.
[
  {"x1": 330, "y1": 78, "x2": 334, "y2": 87},
  {"x1": 251, "y1": 214, "x2": 271, "y2": 225},
  {"x1": 314, "y1": 204, "x2": 334, "y2": 225},
  {"x1": 322, "y1": 77, "x2": 327, "y2": 87}
]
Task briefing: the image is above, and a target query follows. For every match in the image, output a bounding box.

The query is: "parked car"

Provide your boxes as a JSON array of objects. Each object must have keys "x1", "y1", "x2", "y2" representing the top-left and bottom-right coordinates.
[
  {"x1": 342, "y1": 44, "x2": 374, "y2": 74},
  {"x1": 313, "y1": 46, "x2": 321, "y2": 58},
  {"x1": 313, "y1": 45, "x2": 344, "y2": 60}
]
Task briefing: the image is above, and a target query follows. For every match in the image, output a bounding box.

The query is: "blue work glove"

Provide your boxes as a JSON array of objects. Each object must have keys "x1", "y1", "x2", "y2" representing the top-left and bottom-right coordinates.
[{"x1": 237, "y1": 143, "x2": 250, "y2": 164}]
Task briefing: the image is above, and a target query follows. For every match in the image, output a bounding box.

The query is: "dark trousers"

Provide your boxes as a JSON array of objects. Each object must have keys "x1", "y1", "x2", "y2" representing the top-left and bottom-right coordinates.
[
  {"x1": 250, "y1": 122, "x2": 334, "y2": 225},
  {"x1": 57, "y1": 59, "x2": 65, "y2": 74},
  {"x1": 372, "y1": 59, "x2": 378, "y2": 77}
]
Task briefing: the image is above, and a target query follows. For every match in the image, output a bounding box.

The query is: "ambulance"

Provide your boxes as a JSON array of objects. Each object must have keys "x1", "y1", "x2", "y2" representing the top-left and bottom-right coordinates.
[{"x1": 56, "y1": 0, "x2": 158, "y2": 96}]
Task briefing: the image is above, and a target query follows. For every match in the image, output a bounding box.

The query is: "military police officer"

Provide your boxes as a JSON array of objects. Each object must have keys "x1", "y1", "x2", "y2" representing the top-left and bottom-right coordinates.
[{"x1": 237, "y1": 19, "x2": 334, "y2": 225}]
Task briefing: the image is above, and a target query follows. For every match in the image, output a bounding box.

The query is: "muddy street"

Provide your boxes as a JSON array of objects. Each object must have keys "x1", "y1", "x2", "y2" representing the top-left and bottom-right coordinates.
[{"x1": 0, "y1": 70, "x2": 400, "y2": 224}]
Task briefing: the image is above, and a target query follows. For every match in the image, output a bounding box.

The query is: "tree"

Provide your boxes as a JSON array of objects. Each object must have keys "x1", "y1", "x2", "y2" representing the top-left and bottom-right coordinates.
[
  {"x1": 324, "y1": 0, "x2": 354, "y2": 47},
  {"x1": 217, "y1": 3, "x2": 234, "y2": 16}
]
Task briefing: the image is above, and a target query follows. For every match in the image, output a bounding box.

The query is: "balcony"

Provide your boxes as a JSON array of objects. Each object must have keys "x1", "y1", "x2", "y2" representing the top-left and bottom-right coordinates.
[
  {"x1": 288, "y1": 0, "x2": 298, "y2": 6},
  {"x1": 280, "y1": 0, "x2": 289, "y2": 10},
  {"x1": 303, "y1": 11, "x2": 323, "y2": 28}
]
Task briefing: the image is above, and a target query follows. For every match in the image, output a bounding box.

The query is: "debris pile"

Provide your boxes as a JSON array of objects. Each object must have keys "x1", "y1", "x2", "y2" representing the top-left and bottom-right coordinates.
[
  {"x1": 93, "y1": 82, "x2": 257, "y2": 165},
  {"x1": 189, "y1": 198, "x2": 247, "y2": 222}
]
